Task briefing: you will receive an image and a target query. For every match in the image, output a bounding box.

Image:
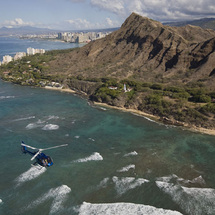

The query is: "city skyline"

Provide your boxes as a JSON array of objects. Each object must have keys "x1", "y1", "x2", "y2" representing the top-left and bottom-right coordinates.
[{"x1": 1, "y1": 0, "x2": 215, "y2": 31}]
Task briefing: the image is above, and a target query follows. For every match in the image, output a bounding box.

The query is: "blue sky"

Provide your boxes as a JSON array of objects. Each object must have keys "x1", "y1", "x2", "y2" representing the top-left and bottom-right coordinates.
[{"x1": 1, "y1": 0, "x2": 215, "y2": 30}]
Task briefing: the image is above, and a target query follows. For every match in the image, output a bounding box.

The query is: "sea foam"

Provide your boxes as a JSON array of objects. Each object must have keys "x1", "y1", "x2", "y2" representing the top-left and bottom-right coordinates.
[
  {"x1": 96, "y1": 176, "x2": 149, "y2": 195},
  {"x1": 78, "y1": 202, "x2": 183, "y2": 215},
  {"x1": 124, "y1": 151, "x2": 138, "y2": 157},
  {"x1": 0, "y1": 95, "x2": 15, "y2": 100},
  {"x1": 46, "y1": 115, "x2": 60, "y2": 120},
  {"x1": 25, "y1": 116, "x2": 60, "y2": 130},
  {"x1": 73, "y1": 152, "x2": 103, "y2": 163},
  {"x1": 25, "y1": 119, "x2": 45, "y2": 130},
  {"x1": 156, "y1": 176, "x2": 215, "y2": 215},
  {"x1": 15, "y1": 166, "x2": 46, "y2": 186},
  {"x1": 112, "y1": 176, "x2": 149, "y2": 195},
  {"x1": 97, "y1": 178, "x2": 110, "y2": 189},
  {"x1": 42, "y1": 124, "x2": 59, "y2": 130},
  {"x1": 25, "y1": 185, "x2": 71, "y2": 214},
  {"x1": 117, "y1": 164, "x2": 135, "y2": 172}
]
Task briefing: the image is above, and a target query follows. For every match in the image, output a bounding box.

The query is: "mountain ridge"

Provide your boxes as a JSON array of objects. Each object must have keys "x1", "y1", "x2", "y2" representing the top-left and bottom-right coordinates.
[
  {"x1": 1, "y1": 13, "x2": 215, "y2": 130},
  {"x1": 0, "y1": 26, "x2": 58, "y2": 36},
  {"x1": 45, "y1": 13, "x2": 215, "y2": 90},
  {"x1": 164, "y1": 17, "x2": 215, "y2": 30}
]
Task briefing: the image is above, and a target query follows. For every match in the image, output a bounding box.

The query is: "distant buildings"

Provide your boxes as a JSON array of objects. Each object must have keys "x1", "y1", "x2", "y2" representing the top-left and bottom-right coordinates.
[
  {"x1": 19, "y1": 30, "x2": 112, "y2": 44},
  {"x1": 14, "y1": 52, "x2": 26, "y2": 60},
  {"x1": 57, "y1": 31, "x2": 111, "y2": 43},
  {"x1": 27, "y1": 47, "x2": 45, "y2": 55},
  {"x1": 0, "y1": 47, "x2": 45, "y2": 65}
]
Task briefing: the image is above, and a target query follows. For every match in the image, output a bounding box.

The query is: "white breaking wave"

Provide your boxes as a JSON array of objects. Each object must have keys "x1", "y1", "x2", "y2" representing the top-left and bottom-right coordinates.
[
  {"x1": 73, "y1": 152, "x2": 103, "y2": 163},
  {"x1": 15, "y1": 166, "x2": 46, "y2": 186},
  {"x1": 25, "y1": 185, "x2": 71, "y2": 214},
  {"x1": 0, "y1": 95, "x2": 15, "y2": 100},
  {"x1": 46, "y1": 115, "x2": 60, "y2": 120},
  {"x1": 99, "y1": 107, "x2": 107, "y2": 111},
  {"x1": 117, "y1": 164, "x2": 135, "y2": 172},
  {"x1": 78, "y1": 202, "x2": 183, "y2": 215},
  {"x1": 156, "y1": 176, "x2": 215, "y2": 215},
  {"x1": 0, "y1": 199, "x2": 2, "y2": 204},
  {"x1": 42, "y1": 124, "x2": 59, "y2": 130},
  {"x1": 25, "y1": 115, "x2": 60, "y2": 130},
  {"x1": 97, "y1": 178, "x2": 110, "y2": 189},
  {"x1": 112, "y1": 176, "x2": 149, "y2": 195},
  {"x1": 25, "y1": 119, "x2": 45, "y2": 130},
  {"x1": 25, "y1": 123, "x2": 41, "y2": 130},
  {"x1": 143, "y1": 116, "x2": 157, "y2": 123},
  {"x1": 74, "y1": 136, "x2": 80, "y2": 139},
  {"x1": 13, "y1": 116, "x2": 36, "y2": 122},
  {"x1": 124, "y1": 151, "x2": 138, "y2": 157},
  {"x1": 156, "y1": 174, "x2": 206, "y2": 186}
]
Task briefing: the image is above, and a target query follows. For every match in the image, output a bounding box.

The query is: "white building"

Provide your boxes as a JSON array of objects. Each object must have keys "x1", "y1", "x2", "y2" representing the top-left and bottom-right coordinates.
[
  {"x1": 27, "y1": 47, "x2": 45, "y2": 55},
  {"x1": 35, "y1": 49, "x2": 45, "y2": 54},
  {"x1": 2, "y1": 55, "x2": 13, "y2": 64},
  {"x1": 14, "y1": 52, "x2": 26, "y2": 60},
  {"x1": 27, "y1": 47, "x2": 35, "y2": 55}
]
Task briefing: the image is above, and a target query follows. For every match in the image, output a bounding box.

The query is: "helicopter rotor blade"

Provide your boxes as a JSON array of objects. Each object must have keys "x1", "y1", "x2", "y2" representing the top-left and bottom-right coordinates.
[
  {"x1": 41, "y1": 144, "x2": 68, "y2": 151},
  {"x1": 31, "y1": 151, "x2": 41, "y2": 161},
  {"x1": 21, "y1": 143, "x2": 37, "y2": 150}
]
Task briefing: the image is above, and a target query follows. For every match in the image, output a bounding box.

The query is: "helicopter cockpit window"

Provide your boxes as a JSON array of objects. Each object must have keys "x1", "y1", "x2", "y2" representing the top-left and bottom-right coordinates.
[{"x1": 47, "y1": 156, "x2": 52, "y2": 162}]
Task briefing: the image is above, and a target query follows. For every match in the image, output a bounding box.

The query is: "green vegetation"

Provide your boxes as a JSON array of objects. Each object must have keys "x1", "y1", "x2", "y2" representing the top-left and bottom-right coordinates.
[
  {"x1": 0, "y1": 48, "x2": 78, "y2": 86},
  {"x1": 0, "y1": 48, "x2": 214, "y2": 128}
]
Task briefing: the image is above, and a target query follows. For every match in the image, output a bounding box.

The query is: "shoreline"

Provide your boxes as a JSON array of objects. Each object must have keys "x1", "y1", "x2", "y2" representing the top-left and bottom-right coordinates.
[
  {"x1": 44, "y1": 86, "x2": 76, "y2": 93},
  {"x1": 93, "y1": 102, "x2": 215, "y2": 136},
  {"x1": 43, "y1": 86, "x2": 215, "y2": 136}
]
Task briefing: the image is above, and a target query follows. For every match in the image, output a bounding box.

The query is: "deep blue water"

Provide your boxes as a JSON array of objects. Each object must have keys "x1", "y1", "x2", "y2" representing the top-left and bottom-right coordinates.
[
  {"x1": 0, "y1": 38, "x2": 215, "y2": 215},
  {"x1": 0, "y1": 36, "x2": 84, "y2": 61}
]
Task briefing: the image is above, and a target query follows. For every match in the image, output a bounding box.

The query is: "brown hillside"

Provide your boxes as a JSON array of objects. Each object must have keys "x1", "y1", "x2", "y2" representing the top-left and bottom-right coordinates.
[{"x1": 46, "y1": 13, "x2": 215, "y2": 90}]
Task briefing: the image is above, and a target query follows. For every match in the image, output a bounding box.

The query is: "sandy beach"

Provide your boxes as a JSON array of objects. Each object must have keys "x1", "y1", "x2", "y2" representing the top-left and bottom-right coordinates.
[
  {"x1": 44, "y1": 86, "x2": 215, "y2": 136},
  {"x1": 44, "y1": 86, "x2": 76, "y2": 93}
]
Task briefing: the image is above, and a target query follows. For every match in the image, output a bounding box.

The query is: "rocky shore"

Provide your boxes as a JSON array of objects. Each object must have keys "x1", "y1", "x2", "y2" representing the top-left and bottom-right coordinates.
[{"x1": 44, "y1": 85, "x2": 215, "y2": 136}]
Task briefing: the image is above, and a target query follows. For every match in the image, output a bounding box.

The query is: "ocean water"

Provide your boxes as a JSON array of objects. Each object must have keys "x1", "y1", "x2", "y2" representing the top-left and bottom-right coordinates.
[
  {"x1": 0, "y1": 36, "x2": 84, "y2": 61},
  {"x1": 0, "y1": 38, "x2": 215, "y2": 215}
]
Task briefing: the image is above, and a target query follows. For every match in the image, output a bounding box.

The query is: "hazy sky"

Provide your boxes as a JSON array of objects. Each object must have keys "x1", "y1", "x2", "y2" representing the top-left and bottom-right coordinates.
[{"x1": 1, "y1": 0, "x2": 215, "y2": 30}]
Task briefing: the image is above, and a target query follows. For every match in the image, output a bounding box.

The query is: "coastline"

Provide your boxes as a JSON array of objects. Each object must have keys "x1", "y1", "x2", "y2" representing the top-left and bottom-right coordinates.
[
  {"x1": 93, "y1": 102, "x2": 159, "y2": 120},
  {"x1": 42, "y1": 86, "x2": 215, "y2": 136},
  {"x1": 93, "y1": 102, "x2": 215, "y2": 136},
  {"x1": 44, "y1": 86, "x2": 76, "y2": 93}
]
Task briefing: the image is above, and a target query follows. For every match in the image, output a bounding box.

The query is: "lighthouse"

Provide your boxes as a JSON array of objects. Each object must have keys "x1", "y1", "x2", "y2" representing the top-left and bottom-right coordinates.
[{"x1": 124, "y1": 83, "x2": 127, "y2": 92}]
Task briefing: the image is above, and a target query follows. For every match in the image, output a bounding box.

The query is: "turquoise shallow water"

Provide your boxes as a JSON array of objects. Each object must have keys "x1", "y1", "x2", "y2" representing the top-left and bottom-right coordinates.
[
  {"x1": 0, "y1": 80, "x2": 215, "y2": 215},
  {"x1": 1, "y1": 37, "x2": 215, "y2": 215}
]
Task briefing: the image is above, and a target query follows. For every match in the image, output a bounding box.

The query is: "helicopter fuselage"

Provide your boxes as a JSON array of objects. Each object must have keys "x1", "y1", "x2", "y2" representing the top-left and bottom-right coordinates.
[{"x1": 21, "y1": 145, "x2": 53, "y2": 167}]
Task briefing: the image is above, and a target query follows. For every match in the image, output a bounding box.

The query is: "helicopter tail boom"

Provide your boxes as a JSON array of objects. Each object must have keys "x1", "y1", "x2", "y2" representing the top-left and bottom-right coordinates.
[{"x1": 21, "y1": 142, "x2": 36, "y2": 156}]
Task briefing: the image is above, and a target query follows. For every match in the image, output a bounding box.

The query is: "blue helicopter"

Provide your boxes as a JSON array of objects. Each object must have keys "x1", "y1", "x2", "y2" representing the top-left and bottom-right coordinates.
[{"x1": 21, "y1": 141, "x2": 68, "y2": 167}]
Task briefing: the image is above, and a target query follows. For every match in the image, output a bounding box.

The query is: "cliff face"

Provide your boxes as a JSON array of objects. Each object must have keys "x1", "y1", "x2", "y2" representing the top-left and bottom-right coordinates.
[{"x1": 47, "y1": 13, "x2": 215, "y2": 90}]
